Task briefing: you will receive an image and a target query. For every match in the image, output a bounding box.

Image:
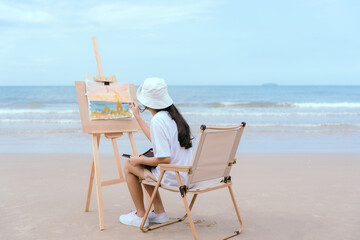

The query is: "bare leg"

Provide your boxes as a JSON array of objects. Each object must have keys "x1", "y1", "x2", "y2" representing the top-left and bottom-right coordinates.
[
  {"x1": 143, "y1": 184, "x2": 165, "y2": 214},
  {"x1": 123, "y1": 161, "x2": 146, "y2": 216},
  {"x1": 123, "y1": 161, "x2": 166, "y2": 217}
]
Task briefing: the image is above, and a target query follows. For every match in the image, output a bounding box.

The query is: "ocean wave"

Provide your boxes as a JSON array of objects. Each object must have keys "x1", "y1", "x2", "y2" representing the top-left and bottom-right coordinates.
[
  {"x1": 0, "y1": 102, "x2": 46, "y2": 108},
  {"x1": 182, "y1": 112, "x2": 360, "y2": 117},
  {"x1": 0, "y1": 119, "x2": 80, "y2": 124},
  {"x1": 13, "y1": 102, "x2": 45, "y2": 109},
  {"x1": 0, "y1": 129, "x2": 83, "y2": 135},
  {"x1": 178, "y1": 101, "x2": 360, "y2": 109},
  {"x1": 249, "y1": 123, "x2": 360, "y2": 128},
  {"x1": 293, "y1": 102, "x2": 360, "y2": 108},
  {"x1": 0, "y1": 109, "x2": 79, "y2": 115},
  {"x1": 188, "y1": 122, "x2": 360, "y2": 128},
  {"x1": 178, "y1": 102, "x2": 292, "y2": 108},
  {"x1": 209, "y1": 102, "x2": 293, "y2": 108}
]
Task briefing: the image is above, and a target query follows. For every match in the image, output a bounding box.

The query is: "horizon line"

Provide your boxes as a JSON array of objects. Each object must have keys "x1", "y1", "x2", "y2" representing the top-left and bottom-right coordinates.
[{"x1": 1, "y1": 84, "x2": 360, "y2": 87}]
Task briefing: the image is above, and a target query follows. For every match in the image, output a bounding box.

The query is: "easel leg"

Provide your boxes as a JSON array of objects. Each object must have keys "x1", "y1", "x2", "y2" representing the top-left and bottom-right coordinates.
[
  {"x1": 92, "y1": 134, "x2": 105, "y2": 230},
  {"x1": 85, "y1": 160, "x2": 94, "y2": 212},
  {"x1": 128, "y1": 132, "x2": 138, "y2": 156},
  {"x1": 85, "y1": 134, "x2": 100, "y2": 212},
  {"x1": 111, "y1": 138, "x2": 124, "y2": 179}
]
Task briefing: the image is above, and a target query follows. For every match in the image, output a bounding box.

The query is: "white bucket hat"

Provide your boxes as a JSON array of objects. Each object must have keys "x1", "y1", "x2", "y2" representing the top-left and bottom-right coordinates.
[{"x1": 137, "y1": 77, "x2": 173, "y2": 109}]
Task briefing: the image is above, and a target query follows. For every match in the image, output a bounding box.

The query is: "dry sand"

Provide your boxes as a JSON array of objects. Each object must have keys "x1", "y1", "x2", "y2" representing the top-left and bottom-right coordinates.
[{"x1": 0, "y1": 153, "x2": 359, "y2": 240}]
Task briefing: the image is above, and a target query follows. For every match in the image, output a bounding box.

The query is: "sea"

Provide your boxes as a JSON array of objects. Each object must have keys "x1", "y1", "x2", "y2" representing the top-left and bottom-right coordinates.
[{"x1": 0, "y1": 85, "x2": 359, "y2": 153}]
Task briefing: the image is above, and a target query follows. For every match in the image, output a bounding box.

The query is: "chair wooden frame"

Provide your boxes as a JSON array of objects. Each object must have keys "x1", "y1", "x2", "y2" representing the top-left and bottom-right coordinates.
[{"x1": 140, "y1": 123, "x2": 246, "y2": 240}]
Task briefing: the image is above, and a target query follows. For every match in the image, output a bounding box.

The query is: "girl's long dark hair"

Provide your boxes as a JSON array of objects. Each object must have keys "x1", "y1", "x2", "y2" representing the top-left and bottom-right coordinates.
[{"x1": 157, "y1": 104, "x2": 193, "y2": 149}]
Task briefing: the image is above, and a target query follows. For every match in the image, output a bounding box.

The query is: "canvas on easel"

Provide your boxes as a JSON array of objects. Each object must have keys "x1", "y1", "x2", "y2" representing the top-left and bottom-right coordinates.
[
  {"x1": 75, "y1": 37, "x2": 140, "y2": 230},
  {"x1": 86, "y1": 81, "x2": 133, "y2": 120}
]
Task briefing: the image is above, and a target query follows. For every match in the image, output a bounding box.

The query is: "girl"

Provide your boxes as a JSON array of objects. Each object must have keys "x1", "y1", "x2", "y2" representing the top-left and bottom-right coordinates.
[{"x1": 119, "y1": 77, "x2": 193, "y2": 227}]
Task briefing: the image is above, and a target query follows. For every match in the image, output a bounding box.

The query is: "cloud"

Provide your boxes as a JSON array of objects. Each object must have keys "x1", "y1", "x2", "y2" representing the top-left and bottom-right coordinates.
[
  {"x1": 0, "y1": 0, "x2": 216, "y2": 73},
  {"x1": 0, "y1": 2, "x2": 56, "y2": 25},
  {"x1": 5, "y1": 55, "x2": 56, "y2": 68},
  {"x1": 22, "y1": 67, "x2": 48, "y2": 73},
  {"x1": 0, "y1": 1, "x2": 215, "y2": 31},
  {"x1": 141, "y1": 33, "x2": 162, "y2": 40},
  {"x1": 79, "y1": 1, "x2": 214, "y2": 29}
]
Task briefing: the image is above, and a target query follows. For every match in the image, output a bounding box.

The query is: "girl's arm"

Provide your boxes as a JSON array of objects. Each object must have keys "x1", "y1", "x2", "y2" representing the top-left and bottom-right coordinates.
[
  {"x1": 130, "y1": 156, "x2": 170, "y2": 166},
  {"x1": 130, "y1": 101, "x2": 151, "y2": 141}
]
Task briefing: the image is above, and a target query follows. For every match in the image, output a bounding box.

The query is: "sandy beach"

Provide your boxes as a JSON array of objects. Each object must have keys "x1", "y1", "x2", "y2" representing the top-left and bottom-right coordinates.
[
  {"x1": 1, "y1": 0, "x2": 360, "y2": 239},
  {"x1": 1, "y1": 85, "x2": 359, "y2": 239},
  {"x1": 1, "y1": 152, "x2": 359, "y2": 240}
]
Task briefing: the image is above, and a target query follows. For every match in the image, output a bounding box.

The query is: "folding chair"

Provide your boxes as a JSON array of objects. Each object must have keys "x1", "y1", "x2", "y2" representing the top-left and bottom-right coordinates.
[{"x1": 140, "y1": 122, "x2": 246, "y2": 240}]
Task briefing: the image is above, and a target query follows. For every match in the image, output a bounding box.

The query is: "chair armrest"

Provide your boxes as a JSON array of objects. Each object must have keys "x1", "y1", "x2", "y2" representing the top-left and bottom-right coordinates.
[{"x1": 159, "y1": 164, "x2": 192, "y2": 173}]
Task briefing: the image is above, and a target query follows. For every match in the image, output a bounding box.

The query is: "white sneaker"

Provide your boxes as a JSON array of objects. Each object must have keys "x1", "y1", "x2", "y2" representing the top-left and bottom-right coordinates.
[
  {"x1": 119, "y1": 211, "x2": 149, "y2": 227},
  {"x1": 148, "y1": 210, "x2": 169, "y2": 223}
]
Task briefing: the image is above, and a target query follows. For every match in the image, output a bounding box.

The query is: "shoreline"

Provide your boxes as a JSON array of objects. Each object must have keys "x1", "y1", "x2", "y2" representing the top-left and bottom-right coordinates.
[
  {"x1": 1, "y1": 152, "x2": 359, "y2": 239},
  {"x1": 1, "y1": 129, "x2": 360, "y2": 154}
]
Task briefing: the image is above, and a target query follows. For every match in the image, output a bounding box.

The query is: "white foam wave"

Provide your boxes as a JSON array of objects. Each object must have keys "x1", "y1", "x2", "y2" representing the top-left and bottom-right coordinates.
[
  {"x1": 0, "y1": 109, "x2": 78, "y2": 114},
  {"x1": 189, "y1": 122, "x2": 360, "y2": 128},
  {"x1": 183, "y1": 112, "x2": 243, "y2": 117},
  {"x1": 180, "y1": 101, "x2": 360, "y2": 109},
  {"x1": 0, "y1": 129, "x2": 83, "y2": 135},
  {"x1": 249, "y1": 123, "x2": 360, "y2": 128},
  {"x1": 182, "y1": 112, "x2": 360, "y2": 117},
  {"x1": 293, "y1": 102, "x2": 360, "y2": 108},
  {"x1": 0, "y1": 119, "x2": 80, "y2": 124}
]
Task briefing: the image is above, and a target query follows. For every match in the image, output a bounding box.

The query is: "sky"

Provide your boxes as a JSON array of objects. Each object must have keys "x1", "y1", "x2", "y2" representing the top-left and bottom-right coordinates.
[{"x1": 0, "y1": 0, "x2": 359, "y2": 86}]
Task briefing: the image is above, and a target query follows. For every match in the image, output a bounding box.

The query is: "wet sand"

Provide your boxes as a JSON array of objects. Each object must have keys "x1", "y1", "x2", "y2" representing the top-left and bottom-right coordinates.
[{"x1": 0, "y1": 153, "x2": 359, "y2": 240}]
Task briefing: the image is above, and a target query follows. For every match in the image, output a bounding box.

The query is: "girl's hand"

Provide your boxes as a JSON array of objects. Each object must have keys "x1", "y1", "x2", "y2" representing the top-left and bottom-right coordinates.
[{"x1": 129, "y1": 101, "x2": 140, "y2": 118}]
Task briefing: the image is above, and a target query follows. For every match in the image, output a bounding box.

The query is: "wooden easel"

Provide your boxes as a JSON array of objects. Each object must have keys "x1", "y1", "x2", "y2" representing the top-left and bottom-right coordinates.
[{"x1": 75, "y1": 37, "x2": 140, "y2": 230}]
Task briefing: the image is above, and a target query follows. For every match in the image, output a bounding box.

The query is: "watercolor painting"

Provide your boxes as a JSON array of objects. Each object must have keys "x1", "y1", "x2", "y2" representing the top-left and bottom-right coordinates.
[{"x1": 85, "y1": 81, "x2": 133, "y2": 120}]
